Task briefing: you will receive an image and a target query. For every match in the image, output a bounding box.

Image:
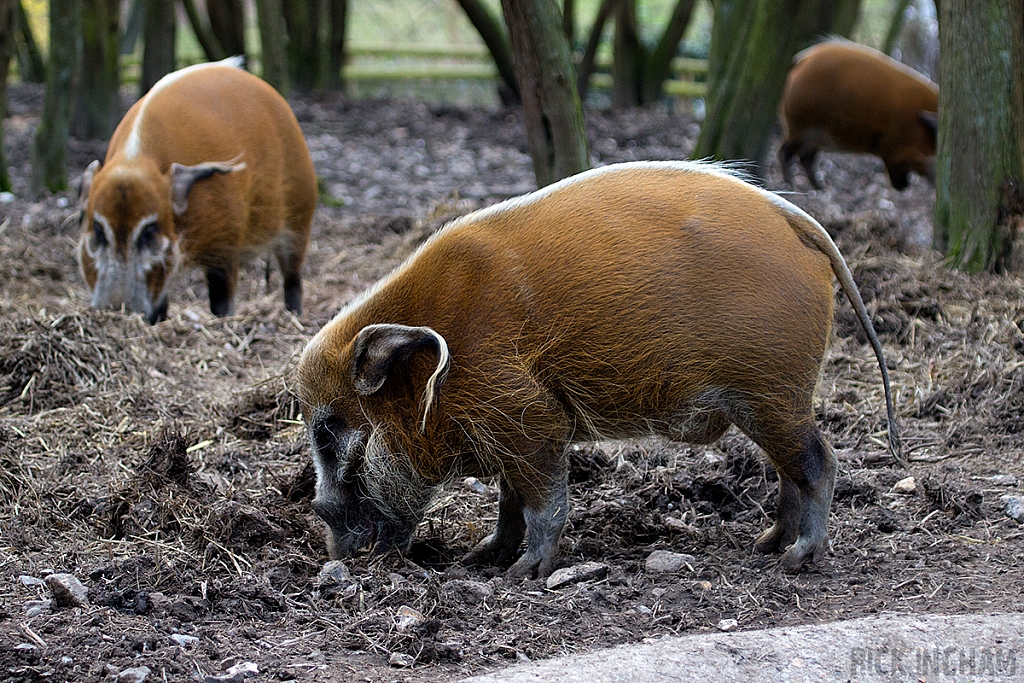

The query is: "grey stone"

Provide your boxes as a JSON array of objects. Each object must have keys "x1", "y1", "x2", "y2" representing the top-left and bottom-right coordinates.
[
  {"x1": 717, "y1": 619, "x2": 738, "y2": 632},
  {"x1": 170, "y1": 634, "x2": 199, "y2": 647},
  {"x1": 44, "y1": 573, "x2": 89, "y2": 608},
  {"x1": 117, "y1": 666, "x2": 151, "y2": 683},
  {"x1": 389, "y1": 652, "x2": 415, "y2": 668},
  {"x1": 645, "y1": 550, "x2": 696, "y2": 574},
  {"x1": 18, "y1": 575, "x2": 44, "y2": 587},
  {"x1": 545, "y1": 562, "x2": 609, "y2": 590},
  {"x1": 317, "y1": 560, "x2": 354, "y2": 586},
  {"x1": 1002, "y1": 495, "x2": 1024, "y2": 523},
  {"x1": 24, "y1": 599, "x2": 50, "y2": 617},
  {"x1": 396, "y1": 605, "x2": 427, "y2": 632},
  {"x1": 893, "y1": 476, "x2": 917, "y2": 494},
  {"x1": 204, "y1": 662, "x2": 258, "y2": 683},
  {"x1": 442, "y1": 579, "x2": 494, "y2": 605}
]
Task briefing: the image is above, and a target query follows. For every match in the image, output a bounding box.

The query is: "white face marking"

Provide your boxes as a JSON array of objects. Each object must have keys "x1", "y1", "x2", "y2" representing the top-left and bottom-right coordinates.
[
  {"x1": 122, "y1": 57, "x2": 247, "y2": 160},
  {"x1": 86, "y1": 213, "x2": 115, "y2": 260}
]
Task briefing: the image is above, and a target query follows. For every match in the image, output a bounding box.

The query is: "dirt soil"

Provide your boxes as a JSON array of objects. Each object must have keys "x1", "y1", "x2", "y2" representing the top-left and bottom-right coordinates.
[{"x1": 1, "y1": 84, "x2": 1023, "y2": 683}]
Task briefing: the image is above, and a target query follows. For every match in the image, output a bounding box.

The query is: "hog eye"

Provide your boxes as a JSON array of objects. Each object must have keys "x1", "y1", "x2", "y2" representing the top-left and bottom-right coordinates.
[
  {"x1": 137, "y1": 221, "x2": 160, "y2": 251},
  {"x1": 91, "y1": 222, "x2": 107, "y2": 249},
  {"x1": 313, "y1": 415, "x2": 348, "y2": 457}
]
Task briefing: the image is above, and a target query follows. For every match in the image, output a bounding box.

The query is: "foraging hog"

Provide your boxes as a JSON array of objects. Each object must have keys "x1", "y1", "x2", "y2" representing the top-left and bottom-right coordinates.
[
  {"x1": 778, "y1": 39, "x2": 938, "y2": 190},
  {"x1": 298, "y1": 161, "x2": 901, "y2": 578},
  {"x1": 78, "y1": 57, "x2": 317, "y2": 323}
]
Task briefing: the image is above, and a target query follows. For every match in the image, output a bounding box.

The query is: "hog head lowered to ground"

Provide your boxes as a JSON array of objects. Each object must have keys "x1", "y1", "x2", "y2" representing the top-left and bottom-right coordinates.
[
  {"x1": 298, "y1": 160, "x2": 902, "y2": 579},
  {"x1": 77, "y1": 57, "x2": 317, "y2": 323},
  {"x1": 778, "y1": 38, "x2": 938, "y2": 191}
]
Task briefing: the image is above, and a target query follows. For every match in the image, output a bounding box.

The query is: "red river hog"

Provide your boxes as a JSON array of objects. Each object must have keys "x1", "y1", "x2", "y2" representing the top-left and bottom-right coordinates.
[
  {"x1": 297, "y1": 161, "x2": 901, "y2": 578},
  {"x1": 778, "y1": 39, "x2": 939, "y2": 191},
  {"x1": 78, "y1": 57, "x2": 317, "y2": 323}
]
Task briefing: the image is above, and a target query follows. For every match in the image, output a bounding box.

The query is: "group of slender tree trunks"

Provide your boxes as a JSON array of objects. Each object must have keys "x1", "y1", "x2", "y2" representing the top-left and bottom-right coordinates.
[{"x1": 0, "y1": 0, "x2": 1020, "y2": 272}]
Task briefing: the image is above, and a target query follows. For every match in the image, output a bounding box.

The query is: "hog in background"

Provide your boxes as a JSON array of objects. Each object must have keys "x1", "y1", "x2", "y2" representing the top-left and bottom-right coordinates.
[
  {"x1": 778, "y1": 39, "x2": 938, "y2": 191},
  {"x1": 298, "y1": 161, "x2": 901, "y2": 579},
  {"x1": 78, "y1": 57, "x2": 317, "y2": 323}
]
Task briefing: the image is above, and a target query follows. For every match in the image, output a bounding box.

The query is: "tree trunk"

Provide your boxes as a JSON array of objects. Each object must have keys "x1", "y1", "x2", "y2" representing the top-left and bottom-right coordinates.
[
  {"x1": 31, "y1": 0, "x2": 79, "y2": 196},
  {"x1": 934, "y1": 0, "x2": 1024, "y2": 272},
  {"x1": 832, "y1": 0, "x2": 861, "y2": 37},
  {"x1": 15, "y1": 0, "x2": 45, "y2": 82},
  {"x1": 501, "y1": 0, "x2": 590, "y2": 187},
  {"x1": 611, "y1": 0, "x2": 642, "y2": 108},
  {"x1": 142, "y1": 0, "x2": 175, "y2": 94},
  {"x1": 563, "y1": 0, "x2": 574, "y2": 42},
  {"x1": 455, "y1": 0, "x2": 520, "y2": 104},
  {"x1": 282, "y1": 0, "x2": 317, "y2": 92},
  {"x1": 207, "y1": 0, "x2": 245, "y2": 58},
  {"x1": 121, "y1": 0, "x2": 144, "y2": 54},
  {"x1": 577, "y1": 0, "x2": 619, "y2": 98},
  {"x1": 326, "y1": 0, "x2": 347, "y2": 91},
  {"x1": 640, "y1": 0, "x2": 696, "y2": 103},
  {"x1": 0, "y1": 0, "x2": 15, "y2": 192},
  {"x1": 73, "y1": 0, "x2": 120, "y2": 140},
  {"x1": 693, "y1": 0, "x2": 847, "y2": 177},
  {"x1": 180, "y1": 0, "x2": 225, "y2": 62},
  {"x1": 256, "y1": 0, "x2": 288, "y2": 93}
]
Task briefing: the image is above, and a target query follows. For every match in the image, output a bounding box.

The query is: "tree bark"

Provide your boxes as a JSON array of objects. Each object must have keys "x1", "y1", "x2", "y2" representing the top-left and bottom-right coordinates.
[
  {"x1": 256, "y1": 0, "x2": 288, "y2": 93},
  {"x1": 934, "y1": 0, "x2": 1024, "y2": 272},
  {"x1": 640, "y1": 0, "x2": 696, "y2": 103},
  {"x1": 15, "y1": 0, "x2": 45, "y2": 82},
  {"x1": 282, "y1": 0, "x2": 316, "y2": 92},
  {"x1": 501, "y1": 0, "x2": 590, "y2": 187},
  {"x1": 832, "y1": 0, "x2": 861, "y2": 37},
  {"x1": 693, "y1": 0, "x2": 848, "y2": 177},
  {"x1": 455, "y1": 0, "x2": 520, "y2": 104},
  {"x1": 180, "y1": 0, "x2": 225, "y2": 62},
  {"x1": 207, "y1": 0, "x2": 246, "y2": 59},
  {"x1": 0, "y1": 0, "x2": 15, "y2": 191},
  {"x1": 73, "y1": 0, "x2": 120, "y2": 140},
  {"x1": 883, "y1": 0, "x2": 912, "y2": 54},
  {"x1": 326, "y1": 0, "x2": 347, "y2": 91},
  {"x1": 611, "y1": 0, "x2": 641, "y2": 109},
  {"x1": 120, "y1": 0, "x2": 144, "y2": 55},
  {"x1": 142, "y1": 0, "x2": 175, "y2": 95},
  {"x1": 31, "y1": 0, "x2": 79, "y2": 196}
]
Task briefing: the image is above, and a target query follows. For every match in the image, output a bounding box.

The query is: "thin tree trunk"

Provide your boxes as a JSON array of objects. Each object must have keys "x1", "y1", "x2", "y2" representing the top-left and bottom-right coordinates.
[
  {"x1": 0, "y1": 0, "x2": 16, "y2": 191},
  {"x1": 74, "y1": 0, "x2": 120, "y2": 140},
  {"x1": 882, "y1": 0, "x2": 912, "y2": 54},
  {"x1": 15, "y1": 0, "x2": 45, "y2": 82},
  {"x1": 179, "y1": 0, "x2": 225, "y2": 61},
  {"x1": 207, "y1": 0, "x2": 245, "y2": 58},
  {"x1": 327, "y1": 0, "x2": 347, "y2": 90},
  {"x1": 577, "y1": 0, "x2": 620, "y2": 98},
  {"x1": 31, "y1": 0, "x2": 80, "y2": 196},
  {"x1": 454, "y1": 0, "x2": 520, "y2": 104},
  {"x1": 563, "y1": 0, "x2": 574, "y2": 42},
  {"x1": 283, "y1": 0, "x2": 317, "y2": 93},
  {"x1": 121, "y1": 0, "x2": 144, "y2": 54},
  {"x1": 640, "y1": 0, "x2": 696, "y2": 104},
  {"x1": 256, "y1": 0, "x2": 288, "y2": 93},
  {"x1": 501, "y1": 0, "x2": 590, "y2": 187},
  {"x1": 693, "y1": 0, "x2": 846, "y2": 177},
  {"x1": 934, "y1": 0, "x2": 1024, "y2": 272},
  {"x1": 611, "y1": 0, "x2": 642, "y2": 108},
  {"x1": 832, "y1": 0, "x2": 861, "y2": 37},
  {"x1": 142, "y1": 0, "x2": 175, "y2": 94}
]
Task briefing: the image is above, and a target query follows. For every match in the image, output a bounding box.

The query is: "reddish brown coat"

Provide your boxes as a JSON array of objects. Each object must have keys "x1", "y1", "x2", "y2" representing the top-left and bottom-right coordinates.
[
  {"x1": 298, "y1": 161, "x2": 900, "y2": 577},
  {"x1": 779, "y1": 40, "x2": 939, "y2": 190},
  {"x1": 78, "y1": 59, "x2": 317, "y2": 322}
]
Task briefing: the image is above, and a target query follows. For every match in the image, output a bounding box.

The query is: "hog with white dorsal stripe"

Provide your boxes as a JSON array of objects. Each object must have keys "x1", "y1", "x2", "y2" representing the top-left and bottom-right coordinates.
[
  {"x1": 77, "y1": 57, "x2": 317, "y2": 323},
  {"x1": 297, "y1": 161, "x2": 902, "y2": 579}
]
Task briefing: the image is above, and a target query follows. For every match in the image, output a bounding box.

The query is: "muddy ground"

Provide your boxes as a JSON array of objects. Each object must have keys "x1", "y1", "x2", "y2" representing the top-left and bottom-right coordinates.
[{"x1": 1, "y1": 84, "x2": 1022, "y2": 683}]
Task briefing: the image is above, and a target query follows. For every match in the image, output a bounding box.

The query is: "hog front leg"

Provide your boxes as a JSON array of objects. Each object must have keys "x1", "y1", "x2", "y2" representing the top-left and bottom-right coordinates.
[{"x1": 506, "y1": 470, "x2": 569, "y2": 579}]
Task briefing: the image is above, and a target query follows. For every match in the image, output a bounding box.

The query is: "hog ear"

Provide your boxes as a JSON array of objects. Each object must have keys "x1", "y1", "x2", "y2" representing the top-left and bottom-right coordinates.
[
  {"x1": 79, "y1": 160, "x2": 101, "y2": 209},
  {"x1": 350, "y1": 324, "x2": 450, "y2": 431},
  {"x1": 170, "y1": 156, "x2": 247, "y2": 215},
  {"x1": 919, "y1": 111, "x2": 938, "y2": 147}
]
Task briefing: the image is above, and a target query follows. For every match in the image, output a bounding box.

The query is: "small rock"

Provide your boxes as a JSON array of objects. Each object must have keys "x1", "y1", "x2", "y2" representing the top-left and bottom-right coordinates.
[
  {"x1": 317, "y1": 560, "x2": 354, "y2": 587},
  {"x1": 18, "y1": 575, "x2": 44, "y2": 587},
  {"x1": 395, "y1": 605, "x2": 426, "y2": 632},
  {"x1": 170, "y1": 634, "x2": 199, "y2": 647},
  {"x1": 204, "y1": 662, "x2": 258, "y2": 683},
  {"x1": 61, "y1": 656, "x2": 73, "y2": 665},
  {"x1": 1002, "y1": 495, "x2": 1024, "y2": 524},
  {"x1": 45, "y1": 573, "x2": 89, "y2": 608},
  {"x1": 389, "y1": 652, "x2": 415, "y2": 668},
  {"x1": 117, "y1": 666, "x2": 151, "y2": 683},
  {"x1": 14, "y1": 643, "x2": 36, "y2": 651},
  {"x1": 545, "y1": 562, "x2": 609, "y2": 589},
  {"x1": 24, "y1": 599, "x2": 50, "y2": 617},
  {"x1": 695, "y1": 581, "x2": 713, "y2": 591},
  {"x1": 664, "y1": 517, "x2": 689, "y2": 532},
  {"x1": 0, "y1": 191, "x2": 14, "y2": 203},
  {"x1": 644, "y1": 550, "x2": 696, "y2": 574},
  {"x1": 989, "y1": 474, "x2": 1019, "y2": 487},
  {"x1": 717, "y1": 619, "x2": 738, "y2": 632},
  {"x1": 893, "y1": 476, "x2": 917, "y2": 494},
  {"x1": 442, "y1": 579, "x2": 494, "y2": 605},
  {"x1": 463, "y1": 477, "x2": 496, "y2": 497}
]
